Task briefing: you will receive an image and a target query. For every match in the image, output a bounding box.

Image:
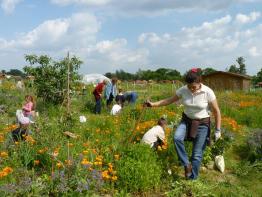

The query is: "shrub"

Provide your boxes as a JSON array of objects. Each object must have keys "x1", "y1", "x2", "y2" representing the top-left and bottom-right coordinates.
[
  {"x1": 116, "y1": 144, "x2": 162, "y2": 192},
  {"x1": 247, "y1": 129, "x2": 262, "y2": 162},
  {"x1": 23, "y1": 54, "x2": 82, "y2": 105}
]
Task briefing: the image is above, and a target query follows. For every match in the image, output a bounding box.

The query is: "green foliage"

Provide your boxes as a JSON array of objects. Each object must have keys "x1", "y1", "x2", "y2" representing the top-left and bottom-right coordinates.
[
  {"x1": 6, "y1": 69, "x2": 25, "y2": 77},
  {"x1": 211, "y1": 130, "x2": 234, "y2": 157},
  {"x1": 166, "y1": 180, "x2": 215, "y2": 197},
  {"x1": 236, "y1": 56, "x2": 246, "y2": 75},
  {"x1": 23, "y1": 54, "x2": 82, "y2": 105},
  {"x1": 106, "y1": 67, "x2": 182, "y2": 81},
  {"x1": 201, "y1": 67, "x2": 217, "y2": 76},
  {"x1": 252, "y1": 68, "x2": 262, "y2": 85},
  {"x1": 247, "y1": 129, "x2": 262, "y2": 162},
  {"x1": 116, "y1": 144, "x2": 162, "y2": 192},
  {"x1": 227, "y1": 56, "x2": 246, "y2": 75}
]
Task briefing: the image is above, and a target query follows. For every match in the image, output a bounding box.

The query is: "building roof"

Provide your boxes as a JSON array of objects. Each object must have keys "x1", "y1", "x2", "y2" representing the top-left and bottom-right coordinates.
[{"x1": 202, "y1": 71, "x2": 251, "y2": 80}]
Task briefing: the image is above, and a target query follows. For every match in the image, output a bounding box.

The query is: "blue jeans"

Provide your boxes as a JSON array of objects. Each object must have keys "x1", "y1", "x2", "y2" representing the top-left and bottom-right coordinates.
[
  {"x1": 174, "y1": 122, "x2": 208, "y2": 179},
  {"x1": 95, "y1": 98, "x2": 102, "y2": 114}
]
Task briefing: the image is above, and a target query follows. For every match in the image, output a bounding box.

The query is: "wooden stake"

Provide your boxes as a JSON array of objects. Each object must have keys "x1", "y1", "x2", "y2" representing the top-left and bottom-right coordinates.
[{"x1": 67, "y1": 52, "x2": 70, "y2": 115}]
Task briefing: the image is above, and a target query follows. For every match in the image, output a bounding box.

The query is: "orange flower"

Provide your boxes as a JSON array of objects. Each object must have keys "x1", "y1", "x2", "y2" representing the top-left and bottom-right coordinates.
[
  {"x1": 82, "y1": 150, "x2": 89, "y2": 155},
  {"x1": 25, "y1": 135, "x2": 36, "y2": 145},
  {"x1": 0, "y1": 166, "x2": 13, "y2": 178},
  {"x1": 2, "y1": 167, "x2": 13, "y2": 174},
  {"x1": 34, "y1": 160, "x2": 40, "y2": 166},
  {"x1": 65, "y1": 160, "x2": 72, "y2": 166},
  {"x1": 68, "y1": 143, "x2": 74, "y2": 147},
  {"x1": 81, "y1": 158, "x2": 91, "y2": 166},
  {"x1": 102, "y1": 170, "x2": 110, "y2": 180},
  {"x1": 38, "y1": 147, "x2": 48, "y2": 154},
  {"x1": 0, "y1": 134, "x2": 4, "y2": 143},
  {"x1": 0, "y1": 151, "x2": 8, "y2": 158},
  {"x1": 111, "y1": 175, "x2": 118, "y2": 181},
  {"x1": 56, "y1": 162, "x2": 63, "y2": 169},
  {"x1": 114, "y1": 154, "x2": 120, "y2": 160}
]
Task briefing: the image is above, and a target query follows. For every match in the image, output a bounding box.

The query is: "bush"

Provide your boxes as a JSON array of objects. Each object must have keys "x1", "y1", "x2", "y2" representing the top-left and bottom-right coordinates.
[
  {"x1": 116, "y1": 144, "x2": 162, "y2": 192},
  {"x1": 247, "y1": 129, "x2": 262, "y2": 162}
]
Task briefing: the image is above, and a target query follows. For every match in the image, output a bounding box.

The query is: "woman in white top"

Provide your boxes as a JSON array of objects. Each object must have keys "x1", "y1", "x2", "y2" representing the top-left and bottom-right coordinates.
[{"x1": 145, "y1": 68, "x2": 221, "y2": 180}]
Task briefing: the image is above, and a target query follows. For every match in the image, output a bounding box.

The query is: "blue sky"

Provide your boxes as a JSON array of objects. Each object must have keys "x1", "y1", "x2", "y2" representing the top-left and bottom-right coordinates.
[{"x1": 1, "y1": 0, "x2": 262, "y2": 75}]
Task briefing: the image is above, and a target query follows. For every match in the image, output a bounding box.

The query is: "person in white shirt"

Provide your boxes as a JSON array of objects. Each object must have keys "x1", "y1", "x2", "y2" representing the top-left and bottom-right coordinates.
[
  {"x1": 141, "y1": 118, "x2": 167, "y2": 149},
  {"x1": 145, "y1": 68, "x2": 221, "y2": 180},
  {"x1": 110, "y1": 96, "x2": 123, "y2": 115}
]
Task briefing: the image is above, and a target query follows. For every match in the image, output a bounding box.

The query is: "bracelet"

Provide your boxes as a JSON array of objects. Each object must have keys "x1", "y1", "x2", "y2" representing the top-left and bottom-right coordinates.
[{"x1": 215, "y1": 128, "x2": 221, "y2": 132}]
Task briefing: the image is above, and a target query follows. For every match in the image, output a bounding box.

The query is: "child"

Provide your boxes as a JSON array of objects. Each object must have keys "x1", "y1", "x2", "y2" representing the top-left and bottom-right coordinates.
[
  {"x1": 22, "y1": 95, "x2": 35, "y2": 120},
  {"x1": 141, "y1": 117, "x2": 167, "y2": 149},
  {"x1": 12, "y1": 116, "x2": 31, "y2": 141},
  {"x1": 110, "y1": 96, "x2": 123, "y2": 115}
]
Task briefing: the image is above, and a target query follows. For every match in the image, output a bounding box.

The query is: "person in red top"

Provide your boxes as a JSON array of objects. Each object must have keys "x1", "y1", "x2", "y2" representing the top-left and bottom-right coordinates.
[{"x1": 93, "y1": 80, "x2": 107, "y2": 114}]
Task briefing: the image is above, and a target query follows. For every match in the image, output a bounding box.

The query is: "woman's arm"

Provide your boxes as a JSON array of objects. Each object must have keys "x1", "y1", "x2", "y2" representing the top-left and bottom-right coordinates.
[
  {"x1": 148, "y1": 95, "x2": 180, "y2": 107},
  {"x1": 209, "y1": 99, "x2": 221, "y2": 130}
]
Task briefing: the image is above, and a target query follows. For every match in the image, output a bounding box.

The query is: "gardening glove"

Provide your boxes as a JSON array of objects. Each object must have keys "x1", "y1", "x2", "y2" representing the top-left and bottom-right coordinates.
[{"x1": 214, "y1": 130, "x2": 221, "y2": 141}]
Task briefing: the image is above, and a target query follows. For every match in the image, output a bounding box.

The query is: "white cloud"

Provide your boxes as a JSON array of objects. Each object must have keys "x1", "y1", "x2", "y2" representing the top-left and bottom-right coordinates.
[
  {"x1": 1, "y1": 0, "x2": 23, "y2": 14},
  {"x1": 50, "y1": 0, "x2": 111, "y2": 6},
  {"x1": 0, "y1": 12, "x2": 100, "y2": 51},
  {"x1": 50, "y1": 0, "x2": 261, "y2": 15},
  {"x1": 236, "y1": 11, "x2": 261, "y2": 24},
  {"x1": 1, "y1": 11, "x2": 262, "y2": 75},
  {"x1": 249, "y1": 46, "x2": 261, "y2": 57},
  {"x1": 138, "y1": 12, "x2": 262, "y2": 74}
]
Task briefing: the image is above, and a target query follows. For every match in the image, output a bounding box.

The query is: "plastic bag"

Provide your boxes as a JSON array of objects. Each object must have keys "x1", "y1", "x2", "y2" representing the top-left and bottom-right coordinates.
[
  {"x1": 79, "y1": 116, "x2": 87, "y2": 123},
  {"x1": 215, "y1": 155, "x2": 225, "y2": 173}
]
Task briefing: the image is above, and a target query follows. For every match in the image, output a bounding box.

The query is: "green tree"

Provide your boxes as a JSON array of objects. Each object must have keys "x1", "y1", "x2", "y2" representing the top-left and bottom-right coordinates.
[
  {"x1": 23, "y1": 54, "x2": 82, "y2": 105},
  {"x1": 6, "y1": 69, "x2": 25, "y2": 77},
  {"x1": 252, "y1": 68, "x2": 262, "y2": 85},
  {"x1": 228, "y1": 64, "x2": 239, "y2": 73},
  {"x1": 236, "y1": 56, "x2": 247, "y2": 74},
  {"x1": 201, "y1": 67, "x2": 217, "y2": 75}
]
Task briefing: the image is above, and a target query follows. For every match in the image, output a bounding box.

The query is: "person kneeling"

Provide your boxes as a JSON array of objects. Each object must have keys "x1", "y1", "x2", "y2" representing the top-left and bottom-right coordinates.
[
  {"x1": 110, "y1": 96, "x2": 124, "y2": 115},
  {"x1": 12, "y1": 116, "x2": 31, "y2": 141},
  {"x1": 141, "y1": 118, "x2": 167, "y2": 149}
]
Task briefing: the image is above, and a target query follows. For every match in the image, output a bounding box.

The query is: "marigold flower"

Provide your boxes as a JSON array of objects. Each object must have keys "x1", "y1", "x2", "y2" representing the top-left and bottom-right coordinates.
[
  {"x1": 56, "y1": 162, "x2": 62, "y2": 169},
  {"x1": 65, "y1": 160, "x2": 72, "y2": 166},
  {"x1": 82, "y1": 150, "x2": 88, "y2": 155},
  {"x1": 34, "y1": 160, "x2": 40, "y2": 166},
  {"x1": 0, "y1": 151, "x2": 8, "y2": 158},
  {"x1": 114, "y1": 154, "x2": 120, "y2": 160},
  {"x1": 81, "y1": 158, "x2": 91, "y2": 166},
  {"x1": 111, "y1": 175, "x2": 118, "y2": 181}
]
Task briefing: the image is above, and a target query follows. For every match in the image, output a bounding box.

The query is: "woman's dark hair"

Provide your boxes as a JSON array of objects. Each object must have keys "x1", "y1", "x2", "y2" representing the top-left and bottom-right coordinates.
[{"x1": 184, "y1": 68, "x2": 202, "y2": 84}]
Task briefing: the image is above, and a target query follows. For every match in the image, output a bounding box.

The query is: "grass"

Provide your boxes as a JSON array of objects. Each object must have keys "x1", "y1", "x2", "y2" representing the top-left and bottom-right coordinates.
[{"x1": 0, "y1": 83, "x2": 262, "y2": 196}]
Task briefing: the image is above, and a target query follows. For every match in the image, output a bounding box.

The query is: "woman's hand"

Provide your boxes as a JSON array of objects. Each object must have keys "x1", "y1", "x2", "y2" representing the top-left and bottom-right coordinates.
[{"x1": 143, "y1": 100, "x2": 153, "y2": 107}]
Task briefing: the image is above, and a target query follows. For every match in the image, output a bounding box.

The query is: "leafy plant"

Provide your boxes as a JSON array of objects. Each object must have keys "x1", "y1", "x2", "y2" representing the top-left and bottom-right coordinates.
[
  {"x1": 116, "y1": 144, "x2": 162, "y2": 192},
  {"x1": 23, "y1": 54, "x2": 82, "y2": 105},
  {"x1": 247, "y1": 129, "x2": 262, "y2": 162}
]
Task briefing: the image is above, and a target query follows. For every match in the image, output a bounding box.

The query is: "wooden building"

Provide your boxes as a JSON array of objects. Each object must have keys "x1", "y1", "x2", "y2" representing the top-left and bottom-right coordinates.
[{"x1": 202, "y1": 71, "x2": 251, "y2": 91}]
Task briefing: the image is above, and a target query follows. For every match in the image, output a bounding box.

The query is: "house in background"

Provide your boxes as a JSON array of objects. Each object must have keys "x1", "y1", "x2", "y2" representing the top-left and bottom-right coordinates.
[
  {"x1": 202, "y1": 71, "x2": 251, "y2": 91},
  {"x1": 256, "y1": 82, "x2": 262, "y2": 88}
]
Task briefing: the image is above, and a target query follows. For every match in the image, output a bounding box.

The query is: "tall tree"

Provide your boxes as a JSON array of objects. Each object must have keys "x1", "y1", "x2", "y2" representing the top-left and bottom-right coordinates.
[
  {"x1": 228, "y1": 64, "x2": 239, "y2": 73},
  {"x1": 6, "y1": 69, "x2": 25, "y2": 77},
  {"x1": 236, "y1": 56, "x2": 246, "y2": 74},
  {"x1": 201, "y1": 67, "x2": 216, "y2": 75},
  {"x1": 252, "y1": 68, "x2": 262, "y2": 85}
]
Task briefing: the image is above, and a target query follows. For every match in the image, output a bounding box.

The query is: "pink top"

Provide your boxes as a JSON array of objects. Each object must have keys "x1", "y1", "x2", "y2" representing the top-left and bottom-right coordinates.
[{"x1": 22, "y1": 101, "x2": 34, "y2": 117}]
